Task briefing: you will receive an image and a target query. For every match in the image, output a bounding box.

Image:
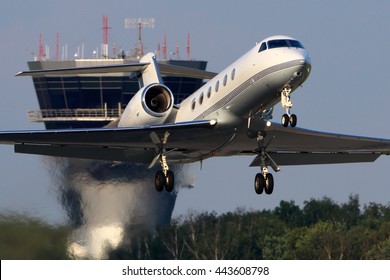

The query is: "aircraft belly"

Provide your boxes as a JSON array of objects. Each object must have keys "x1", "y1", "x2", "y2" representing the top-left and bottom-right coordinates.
[{"x1": 226, "y1": 64, "x2": 306, "y2": 118}]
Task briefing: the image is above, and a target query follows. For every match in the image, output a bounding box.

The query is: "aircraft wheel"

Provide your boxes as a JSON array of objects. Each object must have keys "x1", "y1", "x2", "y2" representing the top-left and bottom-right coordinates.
[
  {"x1": 265, "y1": 173, "x2": 274, "y2": 195},
  {"x1": 165, "y1": 170, "x2": 175, "y2": 192},
  {"x1": 155, "y1": 171, "x2": 166, "y2": 192},
  {"x1": 289, "y1": 114, "x2": 297, "y2": 127},
  {"x1": 254, "y1": 173, "x2": 265, "y2": 194},
  {"x1": 281, "y1": 114, "x2": 289, "y2": 127}
]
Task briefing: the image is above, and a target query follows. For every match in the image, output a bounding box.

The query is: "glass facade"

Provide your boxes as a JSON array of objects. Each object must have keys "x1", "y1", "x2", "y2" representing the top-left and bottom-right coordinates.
[{"x1": 28, "y1": 60, "x2": 208, "y2": 129}]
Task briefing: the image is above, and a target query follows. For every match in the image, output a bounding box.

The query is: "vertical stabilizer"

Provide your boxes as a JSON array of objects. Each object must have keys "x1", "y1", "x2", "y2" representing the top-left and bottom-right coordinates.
[{"x1": 140, "y1": 53, "x2": 164, "y2": 85}]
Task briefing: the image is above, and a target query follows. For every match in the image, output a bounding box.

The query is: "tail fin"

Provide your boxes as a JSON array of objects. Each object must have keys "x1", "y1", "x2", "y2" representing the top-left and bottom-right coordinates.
[{"x1": 139, "y1": 53, "x2": 163, "y2": 85}]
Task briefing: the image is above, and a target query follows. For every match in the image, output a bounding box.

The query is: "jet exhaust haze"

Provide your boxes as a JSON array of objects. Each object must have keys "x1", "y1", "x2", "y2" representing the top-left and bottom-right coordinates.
[{"x1": 44, "y1": 157, "x2": 193, "y2": 259}]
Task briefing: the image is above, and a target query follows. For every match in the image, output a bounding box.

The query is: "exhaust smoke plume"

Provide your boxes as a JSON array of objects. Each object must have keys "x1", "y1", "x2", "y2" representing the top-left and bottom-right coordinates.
[{"x1": 44, "y1": 157, "x2": 194, "y2": 259}]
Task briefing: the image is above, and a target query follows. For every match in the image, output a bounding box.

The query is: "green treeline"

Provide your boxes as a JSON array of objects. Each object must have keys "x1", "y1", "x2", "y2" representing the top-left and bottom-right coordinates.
[
  {"x1": 1, "y1": 195, "x2": 390, "y2": 259},
  {"x1": 0, "y1": 214, "x2": 69, "y2": 259},
  {"x1": 110, "y1": 195, "x2": 390, "y2": 260}
]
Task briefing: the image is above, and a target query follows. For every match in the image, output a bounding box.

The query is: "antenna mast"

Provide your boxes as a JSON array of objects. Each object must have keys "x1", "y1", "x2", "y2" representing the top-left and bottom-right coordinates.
[
  {"x1": 56, "y1": 32, "x2": 59, "y2": 61},
  {"x1": 38, "y1": 33, "x2": 44, "y2": 60},
  {"x1": 102, "y1": 15, "x2": 110, "y2": 58},
  {"x1": 187, "y1": 33, "x2": 191, "y2": 60},
  {"x1": 163, "y1": 34, "x2": 167, "y2": 60},
  {"x1": 124, "y1": 18, "x2": 155, "y2": 59}
]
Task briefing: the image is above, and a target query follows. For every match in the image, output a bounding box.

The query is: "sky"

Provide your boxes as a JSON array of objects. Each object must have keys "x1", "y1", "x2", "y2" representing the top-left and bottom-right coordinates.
[{"x1": 1, "y1": 0, "x2": 390, "y2": 224}]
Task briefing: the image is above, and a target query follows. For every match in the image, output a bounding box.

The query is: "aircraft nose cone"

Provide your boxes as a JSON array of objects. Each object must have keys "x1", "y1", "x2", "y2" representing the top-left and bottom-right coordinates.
[
  {"x1": 304, "y1": 53, "x2": 312, "y2": 76},
  {"x1": 304, "y1": 53, "x2": 311, "y2": 68}
]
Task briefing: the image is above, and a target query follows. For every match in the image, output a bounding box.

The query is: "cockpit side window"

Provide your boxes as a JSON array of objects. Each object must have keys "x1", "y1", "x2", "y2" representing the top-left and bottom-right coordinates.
[
  {"x1": 288, "y1": 40, "x2": 305, "y2": 49},
  {"x1": 258, "y1": 42, "x2": 267, "y2": 53}
]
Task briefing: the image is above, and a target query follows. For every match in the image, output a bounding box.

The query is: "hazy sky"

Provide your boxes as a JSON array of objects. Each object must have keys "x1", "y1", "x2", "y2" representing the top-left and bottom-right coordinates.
[{"x1": 1, "y1": 0, "x2": 390, "y2": 223}]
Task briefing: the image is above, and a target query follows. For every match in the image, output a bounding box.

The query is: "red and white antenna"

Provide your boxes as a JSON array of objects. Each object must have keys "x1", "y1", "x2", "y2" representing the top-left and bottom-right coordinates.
[
  {"x1": 163, "y1": 34, "x2": 167, "y2": 60},
  {"x1": 102, "y1": 15, "x2": 110, "y2": 58},
  {"x1": 38, "y1": 33, "x2": 44, "y2": 60},
  {"x1": 125, "y1": 18, "x2": 155, "y2": 59}
]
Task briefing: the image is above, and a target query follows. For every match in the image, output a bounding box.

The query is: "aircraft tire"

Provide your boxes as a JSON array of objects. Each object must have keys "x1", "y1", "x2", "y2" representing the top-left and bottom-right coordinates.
[
  {"x1": 282, "y1": 114, "x2": 289, "y2": 127},
  {"x1": 289, "y1": 114, "x2": 297, "y2": 127},
  {"x1": 254, "y1": 173, "x2": 265, "y2": 194},
  {"x1": 265, "y1": 173, "x2": 274, "y2": 195},
  {"x1": 155, "y1": 171, "x2": 166, "y2": 192},
  {"x1": 165, "y1": 170, "x2": 175, "y2": 192}
]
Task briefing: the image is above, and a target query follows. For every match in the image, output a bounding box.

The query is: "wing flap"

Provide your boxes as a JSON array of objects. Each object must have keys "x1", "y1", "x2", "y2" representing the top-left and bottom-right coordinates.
[
  {"x1": 15, "y1": 144, "x2": 156, "y2": 163},
  {"x1": 250, "y1": 151, "x2": 381, "y2": 166}
]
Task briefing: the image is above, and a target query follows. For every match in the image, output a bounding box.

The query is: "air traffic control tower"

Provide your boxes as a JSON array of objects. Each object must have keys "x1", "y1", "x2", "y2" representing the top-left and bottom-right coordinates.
[
  {"x1": 26, "y1": 58, "x2": 207, "y2": 129},
  {"x1": 26, "y1": 17, "x2": 207, "y2": 129}
]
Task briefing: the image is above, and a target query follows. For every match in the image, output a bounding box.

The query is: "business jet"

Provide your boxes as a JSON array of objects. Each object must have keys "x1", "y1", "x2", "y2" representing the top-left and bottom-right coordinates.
[{"x1": 0, "y1": 35, "x2": 389, "y2": 195}]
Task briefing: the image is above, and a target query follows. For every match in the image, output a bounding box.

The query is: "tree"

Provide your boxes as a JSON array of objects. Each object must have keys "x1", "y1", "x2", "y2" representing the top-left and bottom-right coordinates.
[{"x1": 274, "y1": 200, "x2": 304, "y2": 228}]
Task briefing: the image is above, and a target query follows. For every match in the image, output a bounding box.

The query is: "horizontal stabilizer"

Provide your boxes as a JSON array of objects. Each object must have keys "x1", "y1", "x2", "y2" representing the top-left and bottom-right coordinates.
[
  {"x1": 16, "y1": 63, "x2": 149, "y2": 76},
  {"x1": 16, "y1": 62, "x2": 217, "y2": 80}
]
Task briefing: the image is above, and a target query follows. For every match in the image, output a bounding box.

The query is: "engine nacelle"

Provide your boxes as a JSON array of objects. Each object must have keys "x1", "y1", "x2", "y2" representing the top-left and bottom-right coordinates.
[{"x1": 118, "y1": 83, "x2": 174, "y2": 127}]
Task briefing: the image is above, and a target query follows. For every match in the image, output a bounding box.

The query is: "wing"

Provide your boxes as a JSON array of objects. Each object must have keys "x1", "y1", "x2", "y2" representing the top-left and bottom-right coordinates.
[
  {"x1": 246, "y1": 124, "x2": 390, "y2": 166},
  {"x1": 0, "y1": 119, "x2": 389, "y2": 166},
  {"x1": 0, "y1": 120, "x2": 227, "y2": 164}
]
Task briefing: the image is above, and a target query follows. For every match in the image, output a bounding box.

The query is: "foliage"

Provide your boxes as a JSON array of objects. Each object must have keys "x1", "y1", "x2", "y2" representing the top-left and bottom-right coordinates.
[
  {"x1": 110, "y1": 195, "x2": 390, "y2": 260},
  {"x1": 2, "y1": 195, "x2": 390, "y2": 259},
  {"x1": 0, "y1": 214, "x2": 69, "y2": 259}
]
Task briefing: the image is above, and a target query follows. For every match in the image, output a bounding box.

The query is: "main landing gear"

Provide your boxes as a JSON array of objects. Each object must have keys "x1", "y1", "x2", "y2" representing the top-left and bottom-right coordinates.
[
  {"x1": 281, "y1": 86, "x2": 297, "y2": 127},
  {"x1": 154, "y1": 153, "x2": 175, "y2": 193},
  {"x1": 253, "y1": 131, "x2": 280, "y2": 195},
  {"x1": 254, "y1": 169, "x2": 274, "y2": 195}
]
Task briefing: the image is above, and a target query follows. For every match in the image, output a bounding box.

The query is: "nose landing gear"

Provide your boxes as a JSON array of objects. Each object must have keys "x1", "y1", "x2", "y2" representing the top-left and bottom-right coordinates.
[{"x1": 281, "y1": 86, "x2": 297, "y2": 127}]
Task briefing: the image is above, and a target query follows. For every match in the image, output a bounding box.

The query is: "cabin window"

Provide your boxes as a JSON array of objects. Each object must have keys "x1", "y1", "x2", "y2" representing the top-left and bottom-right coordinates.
[
  {"x1": 223, "y1": 74, "x2": 228, "y2": 86},
  {"x1": 199, "y1": 92, "x2": 204, "y2": 105},
  {"x1": 215, "y1": 81, "x2": 220, "y2": 93},
  {"x1": 191, "y1": 99, "x2": 196, "y2": 110},
  {"x1": 207, "y1": 86, "x2": 212, "y2": 98},
  {"x1": 231, "y1": 68, "x2": 236, "y2": 80}
]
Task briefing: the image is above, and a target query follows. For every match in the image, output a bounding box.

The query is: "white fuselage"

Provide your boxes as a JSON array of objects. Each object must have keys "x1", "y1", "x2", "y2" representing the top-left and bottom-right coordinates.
[{"x1": 175, "y1": 35, "x2": 311, "y2": 124}]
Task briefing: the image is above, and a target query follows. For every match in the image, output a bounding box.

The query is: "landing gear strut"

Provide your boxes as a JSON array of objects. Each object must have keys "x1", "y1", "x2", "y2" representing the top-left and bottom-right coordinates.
[
  {"x1": 154, "y1": 153, "x2": 175, "y2": 192},
  {"x1": 281, "y1": 86, "x2": 297, "y2": 127}
]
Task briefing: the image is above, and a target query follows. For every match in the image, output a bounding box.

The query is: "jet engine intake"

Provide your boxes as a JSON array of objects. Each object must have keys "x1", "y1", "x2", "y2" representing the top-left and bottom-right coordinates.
[{"x1": 118, "y1": 83, "x2": 174, "y2": 127}]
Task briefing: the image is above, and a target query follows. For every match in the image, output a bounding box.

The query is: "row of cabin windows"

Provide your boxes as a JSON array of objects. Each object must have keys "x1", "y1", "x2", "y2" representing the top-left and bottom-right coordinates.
[{"x1": 191, "y1": 68, "x2": 236, "y2": 110}]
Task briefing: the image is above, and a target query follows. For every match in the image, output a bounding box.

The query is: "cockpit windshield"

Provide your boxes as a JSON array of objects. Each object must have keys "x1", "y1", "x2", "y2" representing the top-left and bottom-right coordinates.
[
  {"x1": 258, "y1": 39, "x2": 305, "y2": 52},
  {"x1": 267, "y1": 40, "x2": 290, "y2": 49}
]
